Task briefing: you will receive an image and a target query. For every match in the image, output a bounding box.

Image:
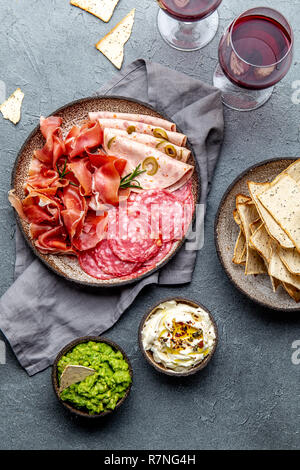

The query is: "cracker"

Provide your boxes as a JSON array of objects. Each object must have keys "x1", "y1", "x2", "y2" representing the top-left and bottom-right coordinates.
[
  {"x1": 59, "y1": 365, "x2": 95, "y2": 393},
  {"x1": 233, "y1": 229, "x2": 246, "y2": 265},
  {"x1": 237, "y1": 202, "x2": 266, "y2": 275},
  {"x1": 278, "y1": 246, "x2": 300, "y2": 275},
  {"x1": 70, "y1": 0, "x2": 120, "y2": 23},
  {"x1": 268, "y1": 247, "x2": 300, "y2": 290},
  {"x1": 247, "y1": 181, "x2": 294, "y2": 249},
  {"x1": 258, "y1": 174, "x2": 300, "y2": 252},
  {"x1": 250, "y1": 223, "x2": 272, "y2": 264},
  {"x1": 0, "y1": 88, "x2": 24, "y2": 124},
  {"x1": 95, "y1": 8, "x2": 135, "y2": 69}
]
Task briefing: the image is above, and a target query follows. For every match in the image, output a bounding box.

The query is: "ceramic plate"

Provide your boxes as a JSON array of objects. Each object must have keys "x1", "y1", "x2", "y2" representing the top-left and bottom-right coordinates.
[
  {"x1": 11, "y1": 96, "x2": 200, "y2": 287},
  {"x1": 215, "y1": 158, "x2": 300, "y2": 312}
]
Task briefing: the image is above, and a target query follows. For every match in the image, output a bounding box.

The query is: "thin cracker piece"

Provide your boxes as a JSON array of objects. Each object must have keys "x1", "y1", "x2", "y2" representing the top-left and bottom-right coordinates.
[
  {"x1": 278, "y1": 246, "x2": 300, "y2": 275},
  {"x1": 282, "y1": 282, "x2": 300, "y2": 303},
  {"x1": 268, "y1": 247, "x2": 300, "y2": 291},
  {"x1": 247, "y1": 181, "x2": 294, "y2": 249},
  {"x1": 258, "y1": 174, "x2": 300, "y2": 253},
  {"x1": 95, "y1": 8, "x2": 135, "y2": 69},
  {"x1": 70, "y1": 0, "x2": 120, "y2": 23},
  {"x1": 237, "y1": 202, "x2": 266, "y2": 275},
  {"x1": 59, "y1": 365, "x2": 95, "y2": 393},
  {"x1": 249, "y1": 223, "x2": 272, "y2": 263},
  {"x1": 233, "y1": 229, "x2": 246, "y2": 265},
  {"x1": 0, "y1": 88, "x2": 24, "y2": 124}
]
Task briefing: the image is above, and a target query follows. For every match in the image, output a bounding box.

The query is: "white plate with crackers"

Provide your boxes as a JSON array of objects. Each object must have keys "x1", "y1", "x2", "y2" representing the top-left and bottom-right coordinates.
[{"x1": 215, "y1": 158, "x2": 300, "y2": 312}]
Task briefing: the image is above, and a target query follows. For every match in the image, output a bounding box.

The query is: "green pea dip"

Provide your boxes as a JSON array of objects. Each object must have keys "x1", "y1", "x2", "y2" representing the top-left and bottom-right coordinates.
[{"x1": 57, "y1": 341, "x2": 132, "y2": 415}]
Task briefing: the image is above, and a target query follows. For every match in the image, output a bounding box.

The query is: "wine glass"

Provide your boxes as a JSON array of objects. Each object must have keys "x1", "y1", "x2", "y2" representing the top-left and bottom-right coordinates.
[
  {"x1": 156, "y1": 0, "x2": 223, "y2": 51},
  {"x1": 213, "y1": 7, "x2": 293, "y2": 111}
]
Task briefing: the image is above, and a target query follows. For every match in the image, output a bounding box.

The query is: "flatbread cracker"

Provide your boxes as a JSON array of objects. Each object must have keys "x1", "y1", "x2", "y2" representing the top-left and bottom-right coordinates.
[
  {"x1": 268, "y1": 247, "x2": 300, "y2": 291},
  {"x1": 249, "y1": 223, "x2": 271, "y2": 263},
  {"x1": 95, "y1": 8, "x2": 135, "y2": 69},
  {"x1": 278, "y1": 246, "x2": 300, "y2": 275},
  {"x1": 59, "y1": 365, "x2": 95, "y2": 393},
  {"x1": 233, "y1": 229, "x2": 246, "y2": 265},
  {"x1": 258, "y1": 174, "x2": 300, "y2": 252},
  {"x1": 237, "y1": 202, "x2": 266, "y2": 275},
  {"x1": 0, "y1": 88, "x2": 24, "y2": 124},
  {"x1": 249, "y1": 218, "x2": 261, "y2": 235},
  {"x1": 282, "y1": 282, "x2": 300, "y2": 303},
  {"x1": 247, "y1": 181, "x2": 294, "y2": 249},
  {"x1": 70, "y1": 0, "x2": 120, "y2": 23}
]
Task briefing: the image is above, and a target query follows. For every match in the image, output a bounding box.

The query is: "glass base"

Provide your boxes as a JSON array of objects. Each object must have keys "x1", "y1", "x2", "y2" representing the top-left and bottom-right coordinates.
[
  {"x1": 213, "y1": 64, "x2": 274, "y2": 111},
  {"x1": 157, "y1": 9, "x2": 219, "y2": 51}
]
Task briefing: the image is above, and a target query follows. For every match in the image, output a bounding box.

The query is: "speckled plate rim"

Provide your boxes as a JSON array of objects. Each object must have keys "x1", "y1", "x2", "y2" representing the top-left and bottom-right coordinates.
[
  {"x1": 215, "y1": 157, "x2": 300, "y2": 313},
  {"x1": 11, "y1": 95, "x2": 200, "y2": 288},
  {"x1": 138, "y1": 296, "x2": 218, "y2": 377},
  {"x1": 52, "y1": 335, "x2": 133, "y2": 419}
]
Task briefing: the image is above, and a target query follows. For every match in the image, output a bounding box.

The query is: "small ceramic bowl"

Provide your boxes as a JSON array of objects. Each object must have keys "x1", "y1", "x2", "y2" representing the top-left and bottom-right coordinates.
[
  {"x1": 52, "y1": 336, "x2": 133, "y2": 419},
  {"x1": 138, "y1": 297, "x2": 218, "y2": 377}
]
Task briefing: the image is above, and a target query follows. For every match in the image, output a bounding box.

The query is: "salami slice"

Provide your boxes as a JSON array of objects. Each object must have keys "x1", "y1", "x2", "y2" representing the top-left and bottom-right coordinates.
[
  {"x1": 94, "y1": 240, "x2": 140, "y2": 276},
  {"x1": 138, "y1": 190, "x2": 185, "y2": 242},
  {"x1": 78, "y1": 250, "x2": 114, "y2": 280},
  {"x1": 173, "y1": 180, "x2": 193, "y2": 203},
  {"x1": 109, "y1": 211, "x2": 161, "y2": 263}
]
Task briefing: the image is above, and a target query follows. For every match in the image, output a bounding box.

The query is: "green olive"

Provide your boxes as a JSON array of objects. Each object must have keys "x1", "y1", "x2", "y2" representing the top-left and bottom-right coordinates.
[
  {"x1": 153, "y1": 128, "x2": 168, "y2": 140},
  {"x1": 127, "y1": 125, "x2": 136, "y2": 134},
  {"x1": 142, "y1": 157, "x2": 159, "y2": 176},
  {"x1": 155, "y1": 139, "x2": 167, "y2": 149},
  {"x1": 107, "y1": 136, "x2": 116, "y2": 149},
  {"x1": 164, "y1": 144, "x2": 177, "y2": 159}
]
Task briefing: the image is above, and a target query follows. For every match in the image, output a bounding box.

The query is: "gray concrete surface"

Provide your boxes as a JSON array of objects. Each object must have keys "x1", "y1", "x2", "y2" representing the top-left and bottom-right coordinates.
[{"x1": 0, "y1": 0, "x2": 299, "y2": 450}]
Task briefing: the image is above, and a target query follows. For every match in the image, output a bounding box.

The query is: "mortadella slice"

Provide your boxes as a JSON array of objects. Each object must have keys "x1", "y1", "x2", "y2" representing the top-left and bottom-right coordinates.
[
  {"x1": 95, "y1": 118, "x2": 187, "y2": 147},
  {"x1": 103, "y1": 129, "x2": 193, "y2": 192},
  {"x1": 89, "y1": 111, "x2": 176, "y2": 132},
  {"x1": 104, "y1": 128, "x2": 191, "y2": 162}
]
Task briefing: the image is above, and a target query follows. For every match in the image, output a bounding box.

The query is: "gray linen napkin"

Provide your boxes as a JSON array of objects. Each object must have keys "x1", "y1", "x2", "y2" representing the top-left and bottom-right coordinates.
[{"x1": 0, "y1": 59, "x2": 223, "y2": 376}]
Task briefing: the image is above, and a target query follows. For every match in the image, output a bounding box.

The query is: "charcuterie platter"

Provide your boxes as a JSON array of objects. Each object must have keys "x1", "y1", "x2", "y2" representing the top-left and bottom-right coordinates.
[{"x1": 10, "y1": 96, "x2": 200, "y2": 287}]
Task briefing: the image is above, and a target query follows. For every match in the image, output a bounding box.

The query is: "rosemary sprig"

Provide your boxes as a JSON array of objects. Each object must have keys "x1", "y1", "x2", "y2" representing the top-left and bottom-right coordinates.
[
  {"x1": 119, "y1": 164, "x2": 146, "y2": 190},
  {"x1": 56, "y1": 158, "x2": 79, "y2": 187},
  {"x1": 56, "y1": 158, "x2": 70, "y2": 179}
]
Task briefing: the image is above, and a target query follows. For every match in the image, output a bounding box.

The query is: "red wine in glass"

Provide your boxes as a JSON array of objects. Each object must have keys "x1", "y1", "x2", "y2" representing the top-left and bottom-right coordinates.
[
  {"x1": 156, "y1": 0, "x2": 223, "y2": 51},
  {"x1": 158, "y1": 0, "x2": 222, "y2": 22},
  {"x1": 219, "y1": 14, "x2": 293, "y2": 90}
]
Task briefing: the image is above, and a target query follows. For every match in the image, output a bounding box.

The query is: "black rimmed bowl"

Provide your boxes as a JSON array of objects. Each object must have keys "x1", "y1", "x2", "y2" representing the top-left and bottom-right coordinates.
[
  {"x1": 138, "y1": 297, "x2": 218, "y2": 377},
  {"x1": 214, "y1": 157, "x2": 300, "y2": 312},
  {"x1": 52, "y1": 336, "x2": 133, "y2": 419}
]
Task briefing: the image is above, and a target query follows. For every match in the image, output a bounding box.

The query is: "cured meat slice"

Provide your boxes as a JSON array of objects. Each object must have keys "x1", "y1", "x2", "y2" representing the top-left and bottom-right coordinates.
[
  {"x1": 99, "y1": 119, "x2": 186, "y2": 146},
  {"x1": 78, "y1": 250, "x2": 114, "y2": 280},
  {"x1": 108, "y1": 211, "x2": 161, "y2": 263},
  {"x1": 101, "y1": 128, "x2": 191, "y2": 162},
  {"x1": 103, "y1": 129, "x2": 193, "y2": 192},
  {"x1": 93, "y1": 240, "x2": 140, "y2": 276},
  {"x1": 173, "y1": 180, "x2": 193, "y2": 203},
  {"x1": 89, "y1": 111, "x2": 176, "y2": 132},
  {"x1": 137, "y1": 190, "x2": 185, "y2": 242}
]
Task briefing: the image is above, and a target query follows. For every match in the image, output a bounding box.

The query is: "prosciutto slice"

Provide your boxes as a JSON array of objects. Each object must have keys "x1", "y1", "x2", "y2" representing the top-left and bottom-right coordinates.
[
  {"x1": 72, "y1": 211, "x2": 108, "y2": 251},
  {"x1": 103, "y1": 129, "x2": 193, "y2": 192},
  {"x1": 91, "y1": 152, "x2": 127, "y2": 205},
  {"x1": 24, "y1": 158, "x2": 68, "y2": 196},
  {"x1": 34, "y1": 116, "x2": 65, "y2": 168},
  {"x1": 61, "y1": 186, "x2": 87, "y2": 240},
  {"x1": 95, "y1": 118, "x2": 186, "y2": 147},
  {"x1": 89, "y1": 111, "x2": 176, "y2": 132},
  {"x1": 104, "y1": 129, "x2": 191, "y2": 162}
]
